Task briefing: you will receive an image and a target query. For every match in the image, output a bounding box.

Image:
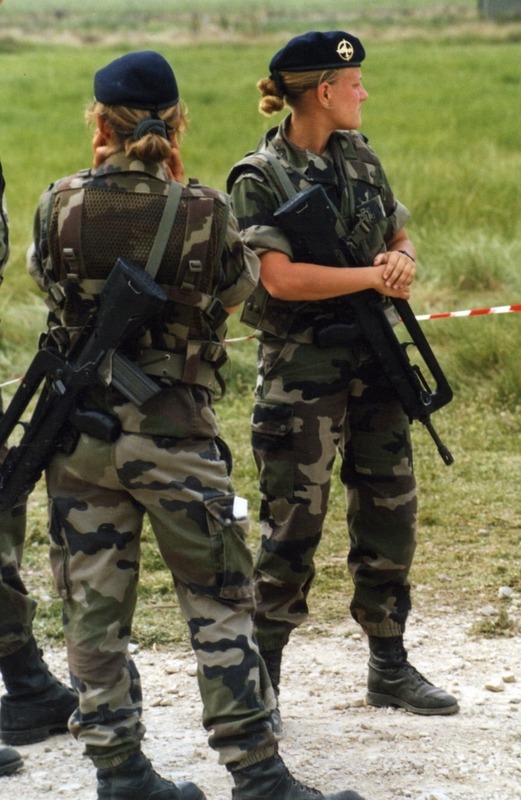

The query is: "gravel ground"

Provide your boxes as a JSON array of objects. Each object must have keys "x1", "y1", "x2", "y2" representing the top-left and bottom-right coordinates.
[{"x1": 1, "y1": 610, "x2": 520, "y2": 800}]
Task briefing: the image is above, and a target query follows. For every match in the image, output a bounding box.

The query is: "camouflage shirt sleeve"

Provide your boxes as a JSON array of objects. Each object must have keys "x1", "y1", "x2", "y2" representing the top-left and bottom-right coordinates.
[
  {"x1": 229, "y1": 171, "x2": 294, "y2": 259},
  {"x1": 215, "y1": 205, "x2": 260, "y2": 308},
  {"x1": 27, "y1": 182, "x2": 60, "y2": 292}
]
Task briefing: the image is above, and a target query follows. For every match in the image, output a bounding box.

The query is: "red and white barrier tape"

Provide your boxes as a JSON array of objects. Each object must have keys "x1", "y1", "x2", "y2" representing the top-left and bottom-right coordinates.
[
  {"x1": 0, "y1": 376, "x2": 23, "y2": 389},
  {"x1": 414, "y1": 303, "x2": 521, "y2": 321}
]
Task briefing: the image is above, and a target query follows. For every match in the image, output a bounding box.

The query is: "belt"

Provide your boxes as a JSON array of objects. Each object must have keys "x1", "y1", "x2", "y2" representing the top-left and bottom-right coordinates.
[{"x1": 137, "y1": 347, "x2": 222, "y2": 391}]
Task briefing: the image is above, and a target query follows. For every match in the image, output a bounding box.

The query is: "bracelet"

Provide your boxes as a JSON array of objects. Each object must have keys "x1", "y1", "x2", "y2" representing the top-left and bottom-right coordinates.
[{"x1": 398, "y1": 249, "x2": 415, "y2": 262}]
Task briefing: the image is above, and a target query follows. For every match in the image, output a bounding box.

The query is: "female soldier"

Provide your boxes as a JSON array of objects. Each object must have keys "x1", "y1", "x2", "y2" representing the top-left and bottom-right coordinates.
[
  {"x1": 228, "y1": 30, "x2": 458, "y2": 732},
  {"x1": 26, "y1": 50, "x2": 367, "y2": 800}
]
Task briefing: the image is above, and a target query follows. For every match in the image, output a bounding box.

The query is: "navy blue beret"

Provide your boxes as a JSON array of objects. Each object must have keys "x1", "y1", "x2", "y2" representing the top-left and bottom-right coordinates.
[
  {"x1": 94, "y1": 50, "x2": 179, "y2": 110},
  {"x1": 270, "y1": 30, "x2": 365, "y2": 75}
]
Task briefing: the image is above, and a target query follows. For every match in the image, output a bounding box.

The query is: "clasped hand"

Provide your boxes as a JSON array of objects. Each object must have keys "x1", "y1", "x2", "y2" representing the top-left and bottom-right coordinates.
[{"x1": 373, "y1": 250, "x2": 416, "y2": 299}]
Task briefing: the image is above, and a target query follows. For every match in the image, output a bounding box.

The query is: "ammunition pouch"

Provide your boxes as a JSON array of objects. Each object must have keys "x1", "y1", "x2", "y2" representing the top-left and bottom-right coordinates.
[{"x1": 240, "y1": 282, "x2": 303, "y2": 339}]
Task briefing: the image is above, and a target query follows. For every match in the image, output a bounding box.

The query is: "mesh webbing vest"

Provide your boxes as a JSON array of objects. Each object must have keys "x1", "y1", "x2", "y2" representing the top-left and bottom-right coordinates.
[{"x1": 47, "y1": 175, "x2": 230, "y2": 390}]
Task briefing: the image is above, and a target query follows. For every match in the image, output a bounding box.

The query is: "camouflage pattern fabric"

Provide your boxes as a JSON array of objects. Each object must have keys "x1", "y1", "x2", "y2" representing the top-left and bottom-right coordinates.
[
  {"x1": 0, "y1": 503, "x2": 34, "y2": 657},
  {"x1": 250, "y1": 338, "x2": 416, "y2": 651},
  {"x1": 46, "y1": 424, "x2": 276, "y2": 766},
  {"x1": 228, "y1": 118, "x2": 409, "y2": 344},
  {"x1": 0, "y1": 163, "x2": 35, "y2": 657},
  {"x1": 228, "y1": 118, "x2": 417, "y2": 650},
  {"x1": 29, "y1": 154, "x2": 277, "y2": 768},
  {"x1": 28, "y1": 153, "x2": 258, "y2": 423}
]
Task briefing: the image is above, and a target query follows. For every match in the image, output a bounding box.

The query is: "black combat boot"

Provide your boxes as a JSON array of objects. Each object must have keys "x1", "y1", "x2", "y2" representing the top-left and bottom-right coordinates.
[
  {"x1": 260, "y1": 648, "x2": 283, "y2": 736},
  {"x1": 0, "y1": 746, "x2": 23, "y2": 776},
  {"x1": 366, "y1": 635, "x2": 459, "y2": 716},
  {"x1": 0, "y1": 636, "x2": 78, "y2": 745},
  {"x1": 96, "y1": 750, "x2": 206, "y2": 800},
  {"x1": 231, "y1": 754, "x2": 365, "y2": 800}
]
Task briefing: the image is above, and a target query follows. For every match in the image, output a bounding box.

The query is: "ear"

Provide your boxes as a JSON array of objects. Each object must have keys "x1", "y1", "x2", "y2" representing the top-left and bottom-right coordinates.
[
  {"x1": 316, "y1": 80, "x2": 333, "y2": 108},
  {"x1": 96, "y1": 114, "x2": 112, "y2": 143}
]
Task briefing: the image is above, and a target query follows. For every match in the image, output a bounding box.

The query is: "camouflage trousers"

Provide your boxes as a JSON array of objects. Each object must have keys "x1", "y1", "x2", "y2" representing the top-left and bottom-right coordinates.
[
  {"x1": 1, "y1": 385, "x2": 34, "y2": 657},
  {"x1": 0, "y1": 503, "x2": 35, "y2": 657},
  {"x1": 251, "y1": 337, "x2": 417, "y2": 652},
  {"x1": 46, "y1": 429, "x2": 276, "y2": 768}
]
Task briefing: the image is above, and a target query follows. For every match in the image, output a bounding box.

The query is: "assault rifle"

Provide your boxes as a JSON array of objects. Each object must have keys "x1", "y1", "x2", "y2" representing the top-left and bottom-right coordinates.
[
  {"x1": 273, "y1": 184, "x2": 454, "y2": 465},
  {"x1": 0, "y1": 257, "x2": 167, "y2": 511}
]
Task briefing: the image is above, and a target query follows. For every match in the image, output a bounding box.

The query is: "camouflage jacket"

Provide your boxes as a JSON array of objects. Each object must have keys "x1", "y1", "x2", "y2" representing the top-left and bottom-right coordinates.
[
  {"x1": 228, "y1": 117, "x2": 409, "y2": 341},
  {"x1": 28, "y1": 153, "x2": 259, "y2": 436},
  {"x1": 0, "y1": 159, "x2": 8, "y2": 277}
]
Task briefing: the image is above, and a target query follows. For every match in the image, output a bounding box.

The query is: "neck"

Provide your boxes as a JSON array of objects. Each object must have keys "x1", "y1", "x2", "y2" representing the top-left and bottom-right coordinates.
[{"x1": 286, "y1": 112, "x2": 331, "y2": 155}]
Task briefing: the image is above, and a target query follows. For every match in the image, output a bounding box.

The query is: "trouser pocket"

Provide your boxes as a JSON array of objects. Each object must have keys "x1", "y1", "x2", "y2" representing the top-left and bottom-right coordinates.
[{"x1": 251, "y1": 401, "x2": 294, "y2": 499}]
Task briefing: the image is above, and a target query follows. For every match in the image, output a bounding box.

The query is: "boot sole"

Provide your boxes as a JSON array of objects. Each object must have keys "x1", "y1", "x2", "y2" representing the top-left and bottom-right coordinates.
[
  {"x1": 0, "y1": 721, "x2": 70, "y2": 746},
  {"x1": 366, "y1": 691, "x2": 459, "y2": 716}
]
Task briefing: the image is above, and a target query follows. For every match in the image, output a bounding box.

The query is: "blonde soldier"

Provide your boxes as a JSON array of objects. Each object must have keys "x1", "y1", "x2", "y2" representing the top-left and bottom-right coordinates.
[
  {"x1": 27, "y1": 51, "x2": 367, "y2": 800},
  {"x1": 228, "y1": 31, "x2": 458, "y2": 733},
  {"x1": 0, "y1": 159, "x2": 77, "y2": 777}
]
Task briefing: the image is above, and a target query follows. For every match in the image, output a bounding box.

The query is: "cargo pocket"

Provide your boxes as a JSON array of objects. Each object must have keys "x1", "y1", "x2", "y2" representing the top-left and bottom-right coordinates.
[
  {"x1": 251, "y1": 401, "x2": 294, "y2": 499},
  {"x1": 204, "y1": 494, "x2": 255, "y2": 603}
]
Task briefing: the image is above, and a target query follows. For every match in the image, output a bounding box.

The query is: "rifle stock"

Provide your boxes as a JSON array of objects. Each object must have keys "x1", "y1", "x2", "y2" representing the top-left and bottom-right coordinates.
[
  {"x1": 273, "y1": 184, "x2": 454, "y2": 465},
  {"x1": 0, "y1": 257, "x2": 168, "y2": 511}
]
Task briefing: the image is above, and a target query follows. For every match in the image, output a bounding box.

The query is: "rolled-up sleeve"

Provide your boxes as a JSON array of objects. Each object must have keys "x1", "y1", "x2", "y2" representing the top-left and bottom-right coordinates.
[{"x1": 391, "y1": 199, "x2": 410, "y2": 235}]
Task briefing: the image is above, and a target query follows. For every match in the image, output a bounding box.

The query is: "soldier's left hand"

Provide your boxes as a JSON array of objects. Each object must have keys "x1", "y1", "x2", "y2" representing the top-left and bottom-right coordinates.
[{"x1": 373, "y1": 250, "x2": 416, "y2": 290}]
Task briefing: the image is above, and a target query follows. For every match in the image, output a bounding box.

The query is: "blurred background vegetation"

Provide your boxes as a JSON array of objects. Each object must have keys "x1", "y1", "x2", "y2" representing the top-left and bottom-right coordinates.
[{"x1": 0, "y1": 1, "x2": 520, "y2": 647}]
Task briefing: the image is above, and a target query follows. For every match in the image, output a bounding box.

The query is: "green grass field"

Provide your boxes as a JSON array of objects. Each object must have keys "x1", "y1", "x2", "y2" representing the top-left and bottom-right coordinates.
[{"x1": 0, "y1": 5, "x2": 520, "y2": 647}]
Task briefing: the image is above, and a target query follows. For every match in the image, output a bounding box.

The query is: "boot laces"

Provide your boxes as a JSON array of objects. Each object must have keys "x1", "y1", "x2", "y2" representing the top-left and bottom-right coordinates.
[
  {"x1": 279, "y1": 758, "x2": 321, "y2": 797},
  {"x1": 402, "y1": 661, "x2": 434, "y2": 688}
]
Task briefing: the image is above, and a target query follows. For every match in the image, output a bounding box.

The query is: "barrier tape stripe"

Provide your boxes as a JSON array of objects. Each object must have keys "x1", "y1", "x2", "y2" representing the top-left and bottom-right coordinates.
[
  {"x1": 414, "y1": 303, "x2": 521, "y2": 321},
  {"x1": 2, "y1": 304, "x2": 520, "y2": 389}
]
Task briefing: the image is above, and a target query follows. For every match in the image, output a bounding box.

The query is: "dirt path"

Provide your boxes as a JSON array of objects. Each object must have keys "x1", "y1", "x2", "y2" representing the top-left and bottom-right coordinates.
[{"x1": 1, "y1": 610, "x2": 520, "y2": 799}]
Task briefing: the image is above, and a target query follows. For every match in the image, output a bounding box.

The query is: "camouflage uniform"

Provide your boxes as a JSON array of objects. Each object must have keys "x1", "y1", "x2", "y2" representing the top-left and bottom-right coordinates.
[
  {"x1": 0, "y1": 503, "x2": 33, "y2": 657},
  {"x1": 28, "y1": 153, "x2": 277, "y2": 769},
  {"x1": 0, "y1": 161, "x2": 35, "y2": 658},
  {"x1": 228, "y1": 118, "x2": 417, "y2": 653}
]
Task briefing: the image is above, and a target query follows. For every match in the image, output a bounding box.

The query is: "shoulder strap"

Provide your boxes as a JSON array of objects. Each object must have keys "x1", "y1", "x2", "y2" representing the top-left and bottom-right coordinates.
[
  {"x1": 227, "y1": 150, "x2": 298, "y2": 204},
  {"x1": 145, "y1": 181, "x2": 184, "y2": 279}
]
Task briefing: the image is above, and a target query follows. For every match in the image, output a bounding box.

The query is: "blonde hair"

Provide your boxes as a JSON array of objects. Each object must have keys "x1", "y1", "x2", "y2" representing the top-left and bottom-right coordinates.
[
  {"x1": 86, "y1": 100, "x2": 188, "y2": 162},
  {"x1": 257, "y1": 69, "x2": 339, "y2": 116}
]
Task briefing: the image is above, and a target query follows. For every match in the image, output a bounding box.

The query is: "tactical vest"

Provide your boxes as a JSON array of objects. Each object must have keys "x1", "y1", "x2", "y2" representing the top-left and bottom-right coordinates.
[
  {"x1": 228, "y1": 131, "x2": 391, "y2": 341},
  {"x1": 45, "y1": 172, "x2": 230, "y2": 391}
]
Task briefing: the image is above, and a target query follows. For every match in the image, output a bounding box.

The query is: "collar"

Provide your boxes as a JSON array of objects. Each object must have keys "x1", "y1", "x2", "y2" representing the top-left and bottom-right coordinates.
[
  {"x1": 92, "y1": 151, "x2": 170, "y2": 182},
  {"x1": 264, "y1": 116, "x2": 338, "y2": 186}
]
